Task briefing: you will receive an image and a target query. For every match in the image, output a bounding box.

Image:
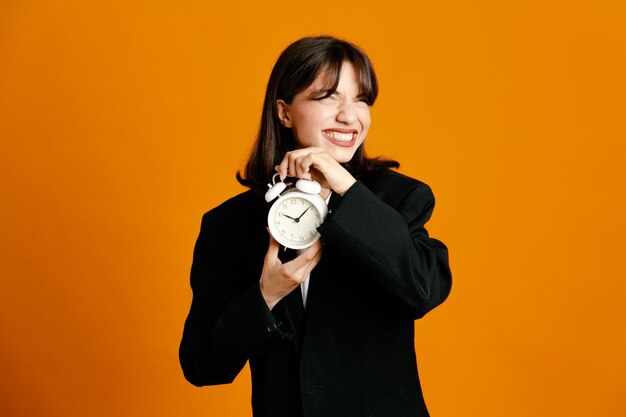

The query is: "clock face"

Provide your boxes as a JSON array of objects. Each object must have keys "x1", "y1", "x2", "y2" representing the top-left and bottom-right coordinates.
[{"x1": 269, "y1": 195, "x2": 323, "y2": 248}]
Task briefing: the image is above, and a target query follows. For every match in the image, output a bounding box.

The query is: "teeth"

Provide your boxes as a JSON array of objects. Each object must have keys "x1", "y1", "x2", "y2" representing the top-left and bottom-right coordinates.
[{"x1": 323, "y1": 131, "x2": 355, "y2": 141}]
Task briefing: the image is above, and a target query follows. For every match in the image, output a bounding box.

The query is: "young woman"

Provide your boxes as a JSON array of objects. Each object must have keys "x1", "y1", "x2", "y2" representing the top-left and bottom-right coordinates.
[{"x1": 180, "y1": 36, "x2": 452, "y2": 417}]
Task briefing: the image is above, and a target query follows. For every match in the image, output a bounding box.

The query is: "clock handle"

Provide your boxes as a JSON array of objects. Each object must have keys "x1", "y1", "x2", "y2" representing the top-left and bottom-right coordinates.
[
  {"x1": 265, "y1": 173, "x2": 287, "y2": 202},
  {"x1": 295, "y1": 178, "x2": 321, "y2": 195}
]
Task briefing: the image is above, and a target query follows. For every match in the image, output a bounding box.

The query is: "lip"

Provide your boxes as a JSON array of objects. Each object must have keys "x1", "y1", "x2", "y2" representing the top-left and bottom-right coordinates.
[
  {"x1": 323, "y1": 128, "x2": 358, "y2": 134},
  {"x1": 322, "y1": 129, "x2": 358, "y2": 148}
]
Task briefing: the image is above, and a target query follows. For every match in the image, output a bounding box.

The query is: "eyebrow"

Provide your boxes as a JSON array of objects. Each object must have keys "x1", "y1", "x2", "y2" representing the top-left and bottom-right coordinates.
[
  {"x1": 308, "y1": 88, "x2": 366, "y2": 100},
  {"x1": 308, "y1": 88, "x2": 336, "y2": 98}
]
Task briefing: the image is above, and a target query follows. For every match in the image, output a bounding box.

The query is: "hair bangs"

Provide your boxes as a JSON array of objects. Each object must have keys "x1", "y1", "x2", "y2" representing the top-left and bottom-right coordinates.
[
  {"x1": 350, "y1": 51, "x2": 378, "y2": 105},
  {"x1": 308, "y1": 49, "x2": 378, "y2": 106}
]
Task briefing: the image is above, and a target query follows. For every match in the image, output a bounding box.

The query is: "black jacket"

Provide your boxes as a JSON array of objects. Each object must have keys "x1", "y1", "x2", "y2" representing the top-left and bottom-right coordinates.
[{"x1": 179, "y1": 170, "x2": 452, "y2": 417}]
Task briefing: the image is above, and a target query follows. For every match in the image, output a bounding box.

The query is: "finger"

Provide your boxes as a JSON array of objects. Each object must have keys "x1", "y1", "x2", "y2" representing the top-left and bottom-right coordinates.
[
  {"x1": 300, "y1": 239, "x2": 323, "y2": 261},
  {"x1": 294, "y1": 155, "x2": 304, "y2": 178},
  {"x1": 304, "y1": 153, "x2": 315, "y2": 179},
  {"x1": 292, "y1": 155, "x2": 304, "y2": 178},
  {"x1": 294, "y1": 154, "x2": 311, "y2": 178},
  {"x1": 308, "y1": 152, "x2": 332, "y2": 175},
  {"x1": 288, "y1": 152, "x2": 297, "y2": 179},
  {"x1": 277, "y1": 157, "x2": 289, "y2": 181},
  {"x1": 274, "y1": 164, "x2": 282, "y2": 178},
  {"x1": 285, "y1": 240, "x2": 323, "y2": 272},
  {"x1": 292, "y1": 243, "x2": 323, "y2": 282},
  {"x1": 279, "y1": 148, "x2": 323, "y2": 180},
  {"x1": 299, "y1": 244, "x2": 323, "y2": 278},
  {"x1": 296, "y1": 240, "x2": 322, "y2": 269},
  {"x1": 286, "y1": 149, "x2": 308, "y2": 176},
  {"x1": 299, "y1": 153, "x2": 314, "y2": 179},
  {"x1": 265, "y1": 231, "x2": 281, "y2": 263}
]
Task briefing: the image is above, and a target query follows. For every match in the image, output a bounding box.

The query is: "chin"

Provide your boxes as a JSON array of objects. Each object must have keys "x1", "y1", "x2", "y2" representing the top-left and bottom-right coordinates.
[
  {"x1": 328, "y1": 149, "x2": 358, "y2": 163},
  {"x1": 323, "y1": 138, "x2": 364, "y2": 163}
]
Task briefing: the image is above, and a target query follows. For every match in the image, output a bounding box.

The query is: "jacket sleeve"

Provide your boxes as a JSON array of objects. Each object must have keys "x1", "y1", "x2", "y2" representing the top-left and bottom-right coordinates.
[
  {"x1": 318, "y1": 180, "x2": 452, "y2": 319},
  {"x1": 179, "y1": 211, "x2": 284, "y2": 387}
]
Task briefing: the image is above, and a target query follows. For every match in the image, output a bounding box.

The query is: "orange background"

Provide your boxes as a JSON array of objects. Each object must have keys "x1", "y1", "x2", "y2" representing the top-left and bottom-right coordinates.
[{"x1": 1, "y1": 1, "x2": 625, "y2": 416}]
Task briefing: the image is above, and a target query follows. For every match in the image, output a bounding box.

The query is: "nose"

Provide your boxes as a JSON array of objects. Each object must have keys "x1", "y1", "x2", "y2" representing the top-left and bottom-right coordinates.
[{"x1": 335, "y1": 101, "x2": 358, "y2": 125}]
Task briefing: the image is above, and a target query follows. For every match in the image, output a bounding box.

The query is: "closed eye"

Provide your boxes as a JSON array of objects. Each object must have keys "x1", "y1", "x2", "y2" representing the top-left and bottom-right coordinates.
[
  {"x1": 309, "y1": 89, "x2": 336, "y2": 101},
  {"x1": 355, "y1": 95, "x2": 371, "y2": 105}
]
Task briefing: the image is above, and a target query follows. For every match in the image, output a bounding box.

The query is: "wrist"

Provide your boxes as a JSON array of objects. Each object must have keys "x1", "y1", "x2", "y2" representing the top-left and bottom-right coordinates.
[
  {"x1": 334, "y1": 178, "x2": 357, "y2": 196},
  {"x1": 259, "y1": 281, "x2": 279, "y2": 310}
]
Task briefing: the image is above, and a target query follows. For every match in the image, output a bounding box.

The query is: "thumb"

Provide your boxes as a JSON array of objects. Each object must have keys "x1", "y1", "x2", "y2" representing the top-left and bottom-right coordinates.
[{"x1": 265, "y1": 229, "x2": 280, "y2": 262}]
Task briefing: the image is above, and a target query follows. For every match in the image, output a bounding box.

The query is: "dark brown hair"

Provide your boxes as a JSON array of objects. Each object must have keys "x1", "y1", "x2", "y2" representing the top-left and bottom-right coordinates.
[{"x1": 237, "y1": 36, "x2": 398, "y2": 192}]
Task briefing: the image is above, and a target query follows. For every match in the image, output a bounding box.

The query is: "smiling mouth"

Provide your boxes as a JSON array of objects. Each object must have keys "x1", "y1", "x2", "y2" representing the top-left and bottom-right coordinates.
[{"x1": 322, "y1": 130, "x2": 358, "y2": 142}]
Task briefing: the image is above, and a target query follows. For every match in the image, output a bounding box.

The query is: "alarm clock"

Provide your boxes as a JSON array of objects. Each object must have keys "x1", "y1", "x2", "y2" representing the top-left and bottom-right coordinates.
[{"x1": 265, "y1": 173, "x2": 328, "y2": 250}]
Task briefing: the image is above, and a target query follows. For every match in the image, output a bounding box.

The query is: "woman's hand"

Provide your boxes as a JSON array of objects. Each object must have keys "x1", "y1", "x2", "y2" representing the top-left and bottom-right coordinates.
[
  {"x1": 259, "y1": 233, "x2": 323, "y2": 310},
  {"x1": 276, "y1": 147, "x2": 356, "y2": 196}
]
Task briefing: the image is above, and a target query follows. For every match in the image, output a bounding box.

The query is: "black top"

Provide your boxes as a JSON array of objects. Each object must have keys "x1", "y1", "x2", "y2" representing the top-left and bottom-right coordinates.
[{"x1": 180, "y1": 169, "x2": 452, "y2": 417}]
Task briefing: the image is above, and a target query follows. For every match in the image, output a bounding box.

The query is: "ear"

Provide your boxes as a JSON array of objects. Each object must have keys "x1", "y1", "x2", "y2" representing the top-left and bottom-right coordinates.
[{"x1": 276, "y1": 99, "x2": 293, "y2": 128}]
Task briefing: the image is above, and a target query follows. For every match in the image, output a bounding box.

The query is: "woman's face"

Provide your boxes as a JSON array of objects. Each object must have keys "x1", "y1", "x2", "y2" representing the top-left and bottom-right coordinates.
[{"x1": 276, "y1": 62, "x2": 371, "y2": 163}]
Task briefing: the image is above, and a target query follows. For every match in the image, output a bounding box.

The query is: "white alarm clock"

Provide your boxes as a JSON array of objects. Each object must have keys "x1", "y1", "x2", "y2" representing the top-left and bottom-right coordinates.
[{"x1": 265, "y1": 173, "x2": 328, "y2": 250}]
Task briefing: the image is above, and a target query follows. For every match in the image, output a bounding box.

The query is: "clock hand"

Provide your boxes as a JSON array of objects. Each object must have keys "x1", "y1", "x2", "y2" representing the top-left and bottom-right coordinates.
[
  {"x1": 281, "y1": 213, "x2": 298, "y2": 221},
  {"x1": 295, "y1": 206, "x2": 311, "y2": 221}
]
